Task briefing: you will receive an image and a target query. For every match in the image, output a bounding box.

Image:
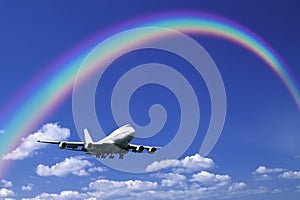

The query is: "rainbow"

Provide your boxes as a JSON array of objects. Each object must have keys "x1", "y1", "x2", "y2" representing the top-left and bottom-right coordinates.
[{"x1": 0, "y1": 12, "x2": 299, "y2": 178}]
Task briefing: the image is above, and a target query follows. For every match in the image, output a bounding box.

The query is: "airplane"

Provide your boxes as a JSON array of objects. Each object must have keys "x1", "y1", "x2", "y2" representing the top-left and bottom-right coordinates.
[{"x1": 37, "y1": 124, "x2": 159, "y2": 159}]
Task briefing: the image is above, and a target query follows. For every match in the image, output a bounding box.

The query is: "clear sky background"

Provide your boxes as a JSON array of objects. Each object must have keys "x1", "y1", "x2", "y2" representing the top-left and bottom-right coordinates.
[{"x1": 0, "y1": 1, "x2": 299, "y2": 199}]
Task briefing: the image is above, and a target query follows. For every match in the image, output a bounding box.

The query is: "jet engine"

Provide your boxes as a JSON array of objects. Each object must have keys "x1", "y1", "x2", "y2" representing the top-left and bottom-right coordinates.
[
  {"x1": 134, "y1": 146, "x2": 144, "y2": 153},
  {"x1": 59, "y1": 142, "x2": 67, "y2": 149},
  {"x1": 87, "y1": 143, "x2": 93, "y2": 149},
  {"x1": 148, "y1": 147, "x2": 157, "y2": 154}
]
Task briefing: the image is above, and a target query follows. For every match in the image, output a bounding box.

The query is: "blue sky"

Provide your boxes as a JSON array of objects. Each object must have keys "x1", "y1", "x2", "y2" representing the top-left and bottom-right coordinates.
[{"x1": 0, "y1": 1, "x2": 299, "y2": 199}]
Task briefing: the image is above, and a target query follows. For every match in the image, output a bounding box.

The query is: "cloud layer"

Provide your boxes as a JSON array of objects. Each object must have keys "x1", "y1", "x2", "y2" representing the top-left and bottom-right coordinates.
[{"x1": 23, "y1": 154, "x2": 256, "y2": 200}]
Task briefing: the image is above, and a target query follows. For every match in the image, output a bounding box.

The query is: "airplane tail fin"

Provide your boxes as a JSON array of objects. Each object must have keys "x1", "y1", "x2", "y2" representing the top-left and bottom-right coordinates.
[{"x1": 84, "y1": 128, "x2": 93, "y2": 143}]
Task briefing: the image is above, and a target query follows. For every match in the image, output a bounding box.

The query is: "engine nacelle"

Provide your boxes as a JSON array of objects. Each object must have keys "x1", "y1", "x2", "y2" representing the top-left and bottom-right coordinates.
[
  {"x1": 87, "y1": 143, "x2": 93, "y2": 149},
  {"x1": 135, "y1": 146, "x2": 144, "y2": 153},
  {"x1": 59, "y1": 142, "x2": 67, "y2": 149},
  {"x1": 148, "y1": 147, "x2": 157, "y2": 154}
]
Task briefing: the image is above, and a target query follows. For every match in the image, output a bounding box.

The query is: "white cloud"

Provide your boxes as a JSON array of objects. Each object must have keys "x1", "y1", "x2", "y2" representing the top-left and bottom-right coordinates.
[
  {"x1": 24, "y1": 179, "x2": 158, "y2": 200},
  {"x1": 1, "y1": 179, "x2": 13, "y2": 188},
  {"x1": 0, "y1": 130, "x2": 4, "y2": 134},
  {"x1": 146, "y1": 154, "x2": 215, "y2": 172},
  {"x1": 36, "y1": 156, "x2": 93, "y2": 177},
  {"x1": 22, "y1": 183, "x2": 33, "y2": 191},
  {"x1": 23, "y1": 154, "x2": 281, "y2": 200},
  {"x1": 253, "y1": 166, "x2": 285, "y2": 181},
  {"x1": 24, "y1": 176, "x2": 252, "y2": 200},
  {"x1": 191, "y1": 171, "x2": 231, "y2": 187},
  {"x1": 155, "y1": 173, "x2": 186, "y2": 187},
  {"x1": 229, "y1": 182, "x2": 247, "y2": 192},
  {"x1": 254, "y1": 174, "x2": 272, "y2": 181},
  {"x1": 87, "y1": 179, "x2": 158, "y2": 192},
  {"x1": 296, "y1": 185, "x2": 300, "y2": 192},
  {"x1": 3, "y1": 123, "x2": 70, "y2": 160},
  {"x1": 22, "y1": 190, "x2": 87, "y2": 200},
  {"x1": 88, "y1": 166, "x2": 107, "y2": 173},
  {"x1": 279, "y1": 171, "x2": 300, "y2": 179},
  {"x1": 146, "y1": 159, "x2": 178, "y2": 172},
  {"x1": 253, "y1": 166, "x2": 285, "y2": 175},
  {"x1": 272, "y1": 188, "x2": 282, "y2": 193},
  {"x1": 0, "y1": 188, "x2": 15, "y2": 198},
  {"x1": 36, "y1": 156, "x2": 106, "y2": 177}
]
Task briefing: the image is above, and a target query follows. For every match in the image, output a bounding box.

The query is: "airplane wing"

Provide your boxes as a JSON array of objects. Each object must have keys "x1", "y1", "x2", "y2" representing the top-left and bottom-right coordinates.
[
  {"x1": 37, "y1": 140, "x2": 85, "y2": 151},
  {"x1": 126, "y1": 143, "x2": 160, "y2": 154}
]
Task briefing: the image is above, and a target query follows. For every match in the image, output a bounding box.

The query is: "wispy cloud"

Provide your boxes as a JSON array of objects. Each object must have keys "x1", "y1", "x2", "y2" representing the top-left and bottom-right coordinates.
[
  {"x1": 254, "y1": 174, "x2": 272, "y2": 181},
  {"x1": 3, "y1": 123, "x2": 70, "y2": 160},
  {"x1": 296, "y1": 185, "x2": 300, "y2": 192}
]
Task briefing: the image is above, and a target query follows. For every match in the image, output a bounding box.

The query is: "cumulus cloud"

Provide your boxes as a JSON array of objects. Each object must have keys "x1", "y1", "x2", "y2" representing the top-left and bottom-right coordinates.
[
  {"x1": 23, "y1": 176, "x2": 254, "y2": 200},
  {"x1": 1, "y1": 179, "x2": 13, "y2": 188},
  {"x1": 191, "y1": 171, "x2": 231, "y2": 187},
  {"x1": 279, "y1": 171, "x2": 300, "y2": 179},
  {"x1": 253, "y1": 166, "x2": 285, "y2": 181},
  {"x1": 155, "y1": 173, "x2": 186, "y2": 187},
  {"x1": 253, "y1": 166, "x2": 285, "y2": 175},
  {"x1": 36, "y1": 156, "x2": 106, "y2": 177},
  {"x1": 22, "y1": 183, "x2": 33, "y2": 191},
  {"x1": 146, "y1": 154, "x2": 215, "y2": 172},
  {"x1": 23, "y1": 154, "x2": 277, "y2": 200},
  {"x1": 0, "y1": 188, "x2": 15, "y2": 198},
  {"x1": 3, "y1": 123, "x2": 70, "y2": 160},
  {"x1": 23, "y1": 179, "x2": 158, "y2": 200},
  {"x1": 88, "y1": 166, "x2": 107, "y2": 173},
  {"x1": 87, "y1": 179, "x2": 158, "y2": 192}
]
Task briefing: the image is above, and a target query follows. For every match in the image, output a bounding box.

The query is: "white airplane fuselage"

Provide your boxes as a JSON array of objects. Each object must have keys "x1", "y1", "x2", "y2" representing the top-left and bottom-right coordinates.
[{"x1": 97, "y1": 124, "x2": 135, "y2": 146}]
